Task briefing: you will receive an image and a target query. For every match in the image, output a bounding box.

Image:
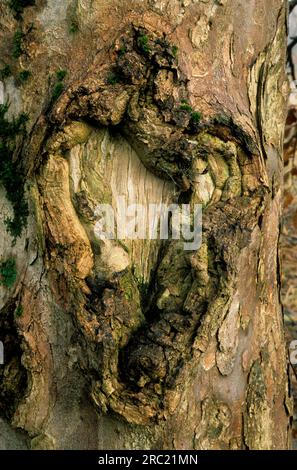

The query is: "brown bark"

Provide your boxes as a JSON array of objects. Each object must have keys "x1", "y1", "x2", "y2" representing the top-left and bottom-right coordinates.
[{"x1": 0, "y1": 0, "x2": 291, "y2": 449}]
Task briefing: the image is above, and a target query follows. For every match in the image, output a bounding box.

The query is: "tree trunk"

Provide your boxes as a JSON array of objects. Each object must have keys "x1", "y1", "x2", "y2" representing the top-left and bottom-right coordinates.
[{"x1": 0, "y1": 0, "x2": 291, "y2": 450}]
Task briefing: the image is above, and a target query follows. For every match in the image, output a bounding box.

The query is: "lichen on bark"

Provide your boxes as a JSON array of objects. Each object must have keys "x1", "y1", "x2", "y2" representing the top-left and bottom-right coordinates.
[{"x1": 0, "y1": 0, "x2": 291, "y2": 450}]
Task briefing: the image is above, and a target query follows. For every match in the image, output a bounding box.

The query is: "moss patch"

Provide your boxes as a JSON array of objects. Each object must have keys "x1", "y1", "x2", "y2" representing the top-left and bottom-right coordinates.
[
  {"x1": 14, "y1": 305, "x2": 23, "y2": 317},
  {"x1": 0, "y1": 258, "x2": 17, "y2": 288},
  {"x1": 137, "y1": 34, "x2": 150, "y2": 55},
  {"x1": 19, "y1": 69, "x2": 31, "y2": 82},
  {"x1": 51, "y1": 70, "x2": 67, "y2": 102},
  {"x1": 9, "y1": 0, "x2": 35, "y2": 20},
  {"x1": 0, "y1": 103, "x2": 29, "y2": 239},
  {"x1": 0, "y1": 65, "x2": 12, "y2": 80}
]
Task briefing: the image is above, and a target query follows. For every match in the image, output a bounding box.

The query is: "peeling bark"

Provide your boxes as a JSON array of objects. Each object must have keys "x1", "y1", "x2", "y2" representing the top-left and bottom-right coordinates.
[{"x1": 0, "y1": 0, "x2": 291, "y2": 450}]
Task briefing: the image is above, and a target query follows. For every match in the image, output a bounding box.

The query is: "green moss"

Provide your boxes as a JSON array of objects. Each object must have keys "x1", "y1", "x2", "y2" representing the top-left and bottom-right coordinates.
[
  {"x1": 208, "y1": 423, "x2": 223, "y2": 439},
  {"x1": 8, "y1": 0, "x2": 35, "y2": 20},
  {"x1": 191, "y1": 111, "x2": 202, "y2": 123},
  {"x1": 15, "y1": 305, "x2": 23, "y2": 317},
  {"x1": 0, "y1": 258, "x2": 17, "y2": 288},
  {"x1": 179, "y1": 101, "x2": 202, "y2": 122},
  {"x1": 0, "y1": 103, "x2": 29, "y2": 239},
  {"x1": 138, "y1": 279, "x2": 149, "y2": 304},
  {"x1": 131, "y1": 267, "x2": 149, "y2": 307},
  {"x1": 118, "y1": 270, "x2": 143, "y2": 305},
  {"x1": 67, "y1": 0, "x2": 80, "y2": 35},
  {"x1": 120, "y1": 272, "x2": 134, "y2": 301},
  {"x1": 51, "y1": 70, "x2": 67, "y2": 101},
  {"x1": 214, "y1": 114, "x2": 230, "y2": 126},
  {"x1": 137, "y1": 34, "x2": 150, "y2": 54},
  {"x1": 106, "y1": 71, "x2": 119, "y2": 85},
  {"x1": 19, "y1": 69, "x2": 31, "y2": 82},
  {"x1": 171, "y1": 45, "x2": 178, "y2": 57},
  {"x1": 0, "y1": 65, "x2": 12, "y2": 80},
  {"x1": 69, "y1": 20, "x2": 79, "y2": 34},
  {"x1": 52, "y1": 83, "x2": 64, "y2": 101},
  {"x1": 118, "y1": 45, "x2": 127, "y2": 56},
  {"x1": 56, "y1": 70, "x2": 67, "y2": 81},
  {"x1": 179, "y1": 103, "x2": 192, "y2": 112},
  {"x1": 12, "y1": 30, "x2": 25, "y2": 59},
  {"x1": 0, "y1": 103, "x2": 28, "y2": 139}
]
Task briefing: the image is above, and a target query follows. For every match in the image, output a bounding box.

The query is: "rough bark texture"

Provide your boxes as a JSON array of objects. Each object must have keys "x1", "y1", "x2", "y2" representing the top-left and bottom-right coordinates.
[
  {"x1": 282, "y1": 106, "x2": 297, "y2": 448},
  {"x1": 0, "y1": 0, "x2": 291, "y2": 449},
  {"x1": 282, "y1": 5, "x2": 297, "y2": 448}
]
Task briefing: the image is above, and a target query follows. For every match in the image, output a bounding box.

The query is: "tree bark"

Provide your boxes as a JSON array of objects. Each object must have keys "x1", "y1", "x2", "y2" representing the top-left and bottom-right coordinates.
[{"x1": 0, "y1": 0, "x2": 291, "y2": 450}]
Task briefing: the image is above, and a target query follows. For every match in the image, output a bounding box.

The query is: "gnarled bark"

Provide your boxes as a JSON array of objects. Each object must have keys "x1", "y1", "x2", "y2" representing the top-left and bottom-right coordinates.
[{"x1": 0, "y1": 0, "x2": 291, "y2": 450}]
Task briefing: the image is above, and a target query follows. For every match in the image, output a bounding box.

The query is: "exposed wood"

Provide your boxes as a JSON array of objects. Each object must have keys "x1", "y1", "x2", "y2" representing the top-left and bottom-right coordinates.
[{"x1": 0, "y1": 0, "x2": 291, "y2": 450}]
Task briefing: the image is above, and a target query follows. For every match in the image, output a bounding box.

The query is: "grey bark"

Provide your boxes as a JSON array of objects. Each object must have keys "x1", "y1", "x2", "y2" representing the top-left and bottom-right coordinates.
[{"x1": 0, "y1": 0, "x2": 291, "y2": 450}]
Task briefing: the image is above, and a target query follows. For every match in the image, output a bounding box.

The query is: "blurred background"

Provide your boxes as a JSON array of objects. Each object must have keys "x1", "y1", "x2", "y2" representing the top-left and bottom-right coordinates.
[{"x1": 281, "y1": 0, "x2": 297, "y2": 448}]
